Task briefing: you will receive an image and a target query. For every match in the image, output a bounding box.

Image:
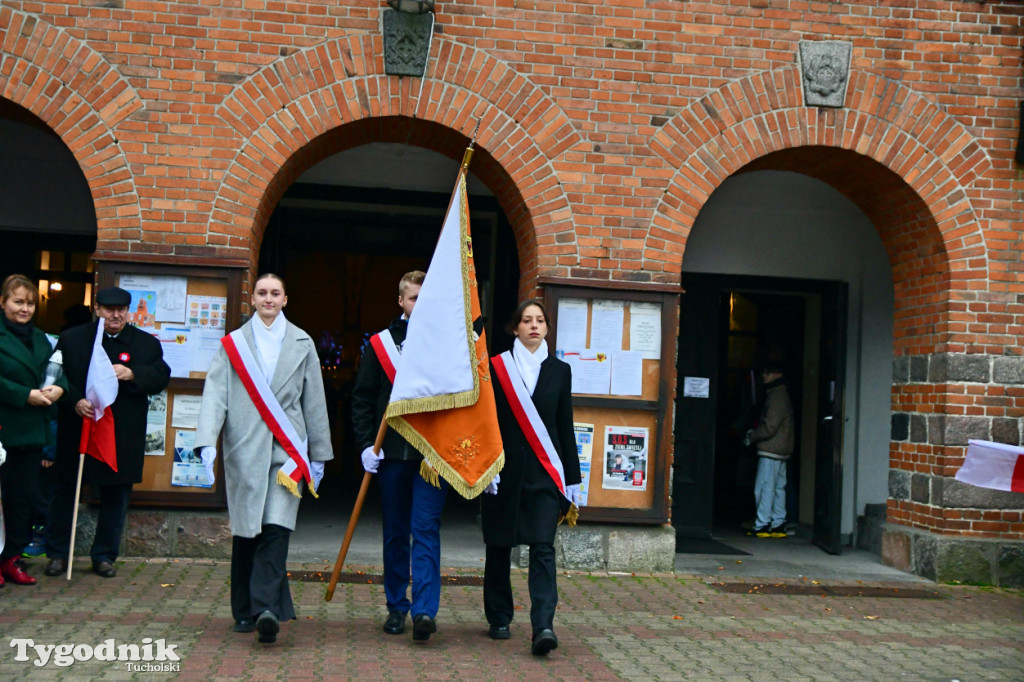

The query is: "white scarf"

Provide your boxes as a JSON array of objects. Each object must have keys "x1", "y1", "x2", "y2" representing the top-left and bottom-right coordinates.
[
  {"x1": 251, "y1": 312, "x2": 287, "y2": 382},
  {"x1": 512, "y1": 336, "x2": 546, "y2": 396}
]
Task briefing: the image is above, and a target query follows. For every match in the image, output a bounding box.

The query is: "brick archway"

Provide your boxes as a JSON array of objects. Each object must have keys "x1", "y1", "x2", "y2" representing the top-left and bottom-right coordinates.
[
  {"x1": 0, "y1": 8, "x2": 142, "y2": 245},
  {"x1": 211, "y1": 34, "x2": 582, "y2": 288},
  {"x1": 647, "y1": 66, "x2": 991, "y2": 353}
]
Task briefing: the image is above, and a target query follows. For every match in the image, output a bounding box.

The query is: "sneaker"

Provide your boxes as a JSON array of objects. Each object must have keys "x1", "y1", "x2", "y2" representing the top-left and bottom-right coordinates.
[
  {"x1": 22, "y1": 526, "x2": 46, "y2": 559},
  {"x1": 768, "y1": 526, "x2": 788, "y2": 538},
  {"x1": 747, "y1": 526, "x2": 768, "y2": 537},
  {"x1": 755, "y1": 527, "x2": 776, "y2": 538}
]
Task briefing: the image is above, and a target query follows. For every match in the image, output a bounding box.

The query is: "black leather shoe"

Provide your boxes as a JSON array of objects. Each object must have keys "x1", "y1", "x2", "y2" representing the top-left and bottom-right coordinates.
[
  {"x1": 232, "y1": 619, "x2": 255, "y2": 633},
  {"x1": 93, "y1": 561, "x2": 117, "y2": 578},
  {"x1": 44, "y1": 558, "x2": 67, "y2": 577},
  {"x1": 412, "y1": 614, "x2": 436, "y2": 641},
  {"x1": 488, "y1": 625, "x2": 511, "y2": 640},
  {"x1": 256, "y1": 610, "x2": 279, "y2": 643},
  {"x1": 531, "y1": 628, "x2": 558, "y2": 656},
  {"x1": 383, "y1": 610, "x2": 406, "y2": 635}
]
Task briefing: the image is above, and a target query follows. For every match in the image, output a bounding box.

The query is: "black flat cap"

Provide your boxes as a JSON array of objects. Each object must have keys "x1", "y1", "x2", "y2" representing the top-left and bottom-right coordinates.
[{"x1": 95, "y1": 286, "x2": 132, "y2": 307}]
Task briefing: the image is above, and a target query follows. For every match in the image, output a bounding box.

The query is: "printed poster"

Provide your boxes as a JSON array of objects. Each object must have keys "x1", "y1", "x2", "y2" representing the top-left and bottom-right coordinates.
[
  {"x1": 602, "y1": 425, "x2": 648, "y2": 491},
  {"x1": 573, "y1": 422, "x2": 595, "y2": 507},
  {"x1": 118, "y1": 274, "x2": 188, "y2": 323},
  {"x1": 145, "y1": 390, "x2": 167, "y2": 456},
  {"x1": 171, "y1": 430, "x2": 212, "y2": 488}
]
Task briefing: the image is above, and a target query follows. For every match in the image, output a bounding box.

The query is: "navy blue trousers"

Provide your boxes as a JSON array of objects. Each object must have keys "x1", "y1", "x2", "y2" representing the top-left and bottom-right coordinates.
[{"x1": 377, "y1": 459, "x2": 448, "y2": 618}]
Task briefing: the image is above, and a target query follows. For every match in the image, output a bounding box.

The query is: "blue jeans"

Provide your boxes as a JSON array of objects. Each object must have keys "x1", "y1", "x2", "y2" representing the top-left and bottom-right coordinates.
[
  {"x1": 754, "y1": 456, "x2": 787, "y2": 530},
  {"x1": 377, "y1": 459, "x2": 448, "y2": 618}
]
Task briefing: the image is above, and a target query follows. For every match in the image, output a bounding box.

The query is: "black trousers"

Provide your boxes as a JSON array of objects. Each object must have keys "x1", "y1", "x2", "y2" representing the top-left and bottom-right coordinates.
[
  {"x1": 46, "y1": 473, "x2": 132, "y2": 564},
  {"x1": 0, "y1": 446, "x2": 43, "y2": 561},
  {"x1": 484, "y1": 542, "x2": 558, "y2": 636},
  {"x1": 231, "y1": 524, "x2": 295, "y2": 623}
]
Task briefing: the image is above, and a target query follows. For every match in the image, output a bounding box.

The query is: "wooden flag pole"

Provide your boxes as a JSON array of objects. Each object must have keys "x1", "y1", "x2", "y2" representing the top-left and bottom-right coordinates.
[
  {"x1": 66, "y1": 453, "x2": 86, "y2": 580},
  {"x1": 325, "y1": 415, "x2": 389, "y2": 601}
]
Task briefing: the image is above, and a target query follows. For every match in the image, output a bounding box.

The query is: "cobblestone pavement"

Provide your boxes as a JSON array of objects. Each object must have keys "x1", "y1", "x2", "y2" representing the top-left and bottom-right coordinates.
[{"x1": 1, "y1": 557, "x2": 1022, "y2": 681}]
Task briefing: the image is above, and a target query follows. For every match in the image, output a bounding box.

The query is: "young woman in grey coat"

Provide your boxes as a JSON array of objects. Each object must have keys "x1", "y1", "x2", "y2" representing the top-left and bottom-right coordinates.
[{"x1": 195, "y1": 273, "x2": 333, "y2": 644}]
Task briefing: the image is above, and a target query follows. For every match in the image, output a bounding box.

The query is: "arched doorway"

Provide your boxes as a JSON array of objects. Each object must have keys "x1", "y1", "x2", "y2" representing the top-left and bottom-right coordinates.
[
  {"x1": 255, "y1": 139, "x2": 520, "y2": 559},
  {"x1": 673, "y1": 161, "x2": 897, "y2": 554},
  {"x1": 0, "y1": 99, "x2": 97, "y2": 334}
]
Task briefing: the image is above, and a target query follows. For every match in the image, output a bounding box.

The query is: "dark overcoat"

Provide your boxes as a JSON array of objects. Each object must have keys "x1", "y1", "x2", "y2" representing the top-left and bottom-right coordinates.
[
  {"x1": 0, "y1": 322, "x2": 66, "y2": 448},
  {"x1": 54, "y1": 321, "x2": 170, "y2": 485},
  {"x1": 481, "y1": 353, "x2": 580, "y2": 547}
]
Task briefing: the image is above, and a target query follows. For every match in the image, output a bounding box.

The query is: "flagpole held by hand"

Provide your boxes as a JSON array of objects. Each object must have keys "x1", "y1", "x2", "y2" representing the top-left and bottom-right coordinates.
[
  {"x1": 67, "y1": 451, "x2": 87, "y2": 580},
  {"x1": 325, "y1": 415, "x2": 388, "y2": 601}
]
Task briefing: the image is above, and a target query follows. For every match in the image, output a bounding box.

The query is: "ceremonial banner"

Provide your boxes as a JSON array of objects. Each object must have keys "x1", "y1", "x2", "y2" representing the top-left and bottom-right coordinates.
[
  {"x1": 385, "y1": 168, "x2": 503, "y2": 499},
  {"x1": 956, "y1": 439, "x2": 1024, "y2": 493},
  {"x1": 80, "y1": 321, "x2": 120, "y2": 472}
]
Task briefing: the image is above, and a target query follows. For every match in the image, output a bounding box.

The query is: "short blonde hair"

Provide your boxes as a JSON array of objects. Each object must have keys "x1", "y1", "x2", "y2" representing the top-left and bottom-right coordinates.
[
  {"x1": 399, "y1": 271, "x2": 425, "y2": 297},
  {"x1": 1, "y1": 274, "x2": 38, "y2": 303}
]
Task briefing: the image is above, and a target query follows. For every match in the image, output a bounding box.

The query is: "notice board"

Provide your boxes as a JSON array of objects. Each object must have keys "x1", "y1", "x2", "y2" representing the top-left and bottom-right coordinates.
[
  {"x1": 94, "y1": 261, "x2": 244, "y2": 507},
  {"x1": 543, "y1": 281, "x2": 679, "y2": 525}
]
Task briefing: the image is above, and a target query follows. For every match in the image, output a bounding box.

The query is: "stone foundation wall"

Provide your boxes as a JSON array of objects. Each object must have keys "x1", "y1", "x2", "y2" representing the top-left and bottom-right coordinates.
[
  {"x1": 513, "y1": 524, "x2": 677, "y2": 573},
  {"x1": 881, "y1": 523, "x2": 1024, "y2": 587},
  {"x1": 72, "y1": 507, "x2": 234, "y2": 561}
]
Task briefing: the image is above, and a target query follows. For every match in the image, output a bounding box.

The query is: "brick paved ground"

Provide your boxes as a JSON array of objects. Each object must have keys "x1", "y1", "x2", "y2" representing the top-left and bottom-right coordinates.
[{"x1": 1, "y1": 558, "x2": 1022, "y2": 681}]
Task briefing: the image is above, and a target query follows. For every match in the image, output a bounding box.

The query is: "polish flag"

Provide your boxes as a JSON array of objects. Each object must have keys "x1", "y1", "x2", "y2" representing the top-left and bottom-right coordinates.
[
  {"x1": 955, "y1": 440, "x2": 1024, "y2": 493},
  {"x1": 79, "y1": 321, "x2": 119, "y2": 472}
]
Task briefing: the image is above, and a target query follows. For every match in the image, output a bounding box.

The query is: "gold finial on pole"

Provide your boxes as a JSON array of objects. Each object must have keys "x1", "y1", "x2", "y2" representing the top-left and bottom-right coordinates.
[{"x1": 460, "y1": 118, "x2": 482, "y2": 172}]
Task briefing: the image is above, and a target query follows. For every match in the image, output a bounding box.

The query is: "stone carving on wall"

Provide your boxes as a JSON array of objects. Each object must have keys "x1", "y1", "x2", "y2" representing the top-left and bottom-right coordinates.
[
  {"x1": 798, "y1": 41, "x2": 852, "y2": 108},
  {"x1": 383, "y1": 9, "x2": 434, "y2": 77}
]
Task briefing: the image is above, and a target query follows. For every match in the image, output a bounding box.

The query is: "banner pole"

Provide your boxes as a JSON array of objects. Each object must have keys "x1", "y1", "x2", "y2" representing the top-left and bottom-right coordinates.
[{"x1": 325, "y1": 415, "x2": 388, "y2": 601}]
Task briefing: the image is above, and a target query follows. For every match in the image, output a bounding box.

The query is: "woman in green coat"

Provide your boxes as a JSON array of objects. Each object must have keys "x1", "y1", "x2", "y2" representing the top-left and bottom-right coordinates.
[{"x1": 0, "y1": 274, "x2": 66, "y2": 586}]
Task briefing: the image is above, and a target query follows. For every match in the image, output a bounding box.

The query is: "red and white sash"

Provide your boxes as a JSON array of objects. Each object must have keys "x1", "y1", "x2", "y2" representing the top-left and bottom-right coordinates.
[
  {"x1": 222, "y1": 329, "x2": 315, "y2": 498},
  {"x1": 369, "y1": 330, "x2": 401, "y2": 384},
  {"x1": 492, "y1": 351, "x2": 575, "y2": 520}
]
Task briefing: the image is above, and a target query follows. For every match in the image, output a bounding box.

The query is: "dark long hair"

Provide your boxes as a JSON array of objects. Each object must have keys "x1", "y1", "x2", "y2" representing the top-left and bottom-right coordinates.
[{"x1": 506, "y1": 298, "x2": 548, "y2": 335}]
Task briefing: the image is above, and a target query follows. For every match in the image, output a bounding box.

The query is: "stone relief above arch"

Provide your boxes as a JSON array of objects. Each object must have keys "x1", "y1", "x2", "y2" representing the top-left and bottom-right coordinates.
[
  {"x1": 0, "y1": 8, "x2": 143, "y2": 240},
  {"x1": 211, "y1": 33, "x2": 583, "y2": 277},
  {"x1": 645, "y1": 66, "x2": 992, "y2": 288}
]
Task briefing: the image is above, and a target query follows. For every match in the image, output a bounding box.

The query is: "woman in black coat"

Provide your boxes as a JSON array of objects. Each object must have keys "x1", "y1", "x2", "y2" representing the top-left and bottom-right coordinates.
[
  {"x1": 481, "y1": 299, "x2": 581, "y2": 656},
  {"x1": 0, "y1": 275, "x2": 66, "y2": 586}
]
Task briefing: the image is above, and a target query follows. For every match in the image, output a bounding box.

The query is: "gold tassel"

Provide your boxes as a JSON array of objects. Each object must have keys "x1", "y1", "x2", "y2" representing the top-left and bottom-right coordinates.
[
  {"x1": 276, "y1": 469, "x2": 302, "y2": 499},
  {"x1": 420, "y1": 459, "x2": 440, "y2": 488},
  {"x1": 306, "y1": 480, "x2": 319, "y2": 499},
  {"x1": 558, "y1": 503, "x2": 579, "y2": 528}
]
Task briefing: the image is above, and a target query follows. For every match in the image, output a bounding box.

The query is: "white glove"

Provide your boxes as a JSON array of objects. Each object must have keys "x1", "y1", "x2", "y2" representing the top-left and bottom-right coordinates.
[
  {"x1": 484, "y1": 473, "x2": 500, "y2": 495},
  {"x1": 361, "y1": 446, "x2": 384, "y2": 473},
  {"x1": 743, "y1": 430, "x2": 753, "y2": 447},
  {"x1": 0, "y1": 438, "x2": 6, "y2": 467},
  {"x1": 310, "y1": 461, "x2": 325, "y2": 492},
  {"x1": 566, "y1": 483, "x2": 582, "y2": 506},
  {"x1": 200, "y1": 446, "x2": 216, "y2": 485}
]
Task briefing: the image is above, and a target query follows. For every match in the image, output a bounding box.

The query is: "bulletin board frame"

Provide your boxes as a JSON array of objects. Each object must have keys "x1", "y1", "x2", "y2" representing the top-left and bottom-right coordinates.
[
  {"x1": 542, "y1": 280, "x2": 679, "y2": 525},
  {"x1": 93, "y1": 261, "x2": 245, "y2": 507}
]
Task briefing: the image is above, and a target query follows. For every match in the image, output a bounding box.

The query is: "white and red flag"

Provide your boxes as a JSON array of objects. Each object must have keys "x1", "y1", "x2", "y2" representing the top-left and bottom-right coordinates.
[
  {"x1": 385, "y1": 158, "x2": 503, "y2": 499},
  {"x1": 955, "y1": 439, "x2": 1024, "y2": 493},
  {"x1": 80, "y1": 321, "x2": 120, "y2": 472}
]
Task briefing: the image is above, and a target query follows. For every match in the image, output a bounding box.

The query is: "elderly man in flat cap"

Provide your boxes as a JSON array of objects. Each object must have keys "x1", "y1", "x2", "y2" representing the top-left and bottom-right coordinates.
[{"x1": 44, "y1": 286, "x2": 170, "y2": 578}]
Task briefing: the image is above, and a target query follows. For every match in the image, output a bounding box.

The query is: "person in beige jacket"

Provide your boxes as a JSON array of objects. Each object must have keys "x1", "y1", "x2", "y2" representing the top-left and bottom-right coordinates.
[{"x1": 744, "y1": 363, "x2": 794, "y2": 538}]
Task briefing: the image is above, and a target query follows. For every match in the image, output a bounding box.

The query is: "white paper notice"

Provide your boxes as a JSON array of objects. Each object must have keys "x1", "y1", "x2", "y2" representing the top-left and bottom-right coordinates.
[
  {"x1": 683, "y1": 376, "x2": 710, "y2": 398},
  {"x1": 119, "y1": 274, "x2": 188, "y2": 323},
  {"x1": 629, "y1": 302, "x2": 661, "y2": 360},
  {"x1": 556, "y1": 298, "x2": 589, "y2": 352},
  {"x1": 570, "y1": 350, "x2": 611, "y2": 395},
  {"x1": 573, "y1": 422, "x2": 595, "y2": 507},
  {"x1": 610, "y1": 350, "x2": 643, "y2": 396},
  {"x1": 172, "y1": 429, "x2": 212, "y2": 488},
  {"x1": 145, "y1": 390, "x2": 167, "y2": 456},
  {"x1": 171, "y1": 394, "x2": 204, "y2": 429},
  {"x1": 590, "y1": 299, "x2": 624, "y2": 351},
  {"x1": 190, "y1": 328, "x2": 224, "y2": 374},
  {"x1": 159, "y1": 327, "x2": 193, "y2": 378}
]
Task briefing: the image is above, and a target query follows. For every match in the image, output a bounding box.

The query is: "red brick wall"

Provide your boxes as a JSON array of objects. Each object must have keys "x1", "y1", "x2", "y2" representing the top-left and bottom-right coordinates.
[{"x1": 2, "y1": 0, "x2": 1022, "y2": 540}]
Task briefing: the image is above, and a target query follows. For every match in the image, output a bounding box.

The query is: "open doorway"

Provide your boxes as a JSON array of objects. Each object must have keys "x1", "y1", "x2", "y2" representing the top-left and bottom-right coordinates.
[
  {"x1": 256, "y1": 144, "x2": 521, "y2": 560},
  {"x1": 673, "y1": 274, "x2": 846, "y2": 555}
]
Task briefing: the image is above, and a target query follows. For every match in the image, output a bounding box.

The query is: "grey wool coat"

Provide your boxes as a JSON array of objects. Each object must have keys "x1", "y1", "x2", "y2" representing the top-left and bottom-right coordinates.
[{"x1": 194, "y1": 319, "x2": 333, "y2": 538}]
